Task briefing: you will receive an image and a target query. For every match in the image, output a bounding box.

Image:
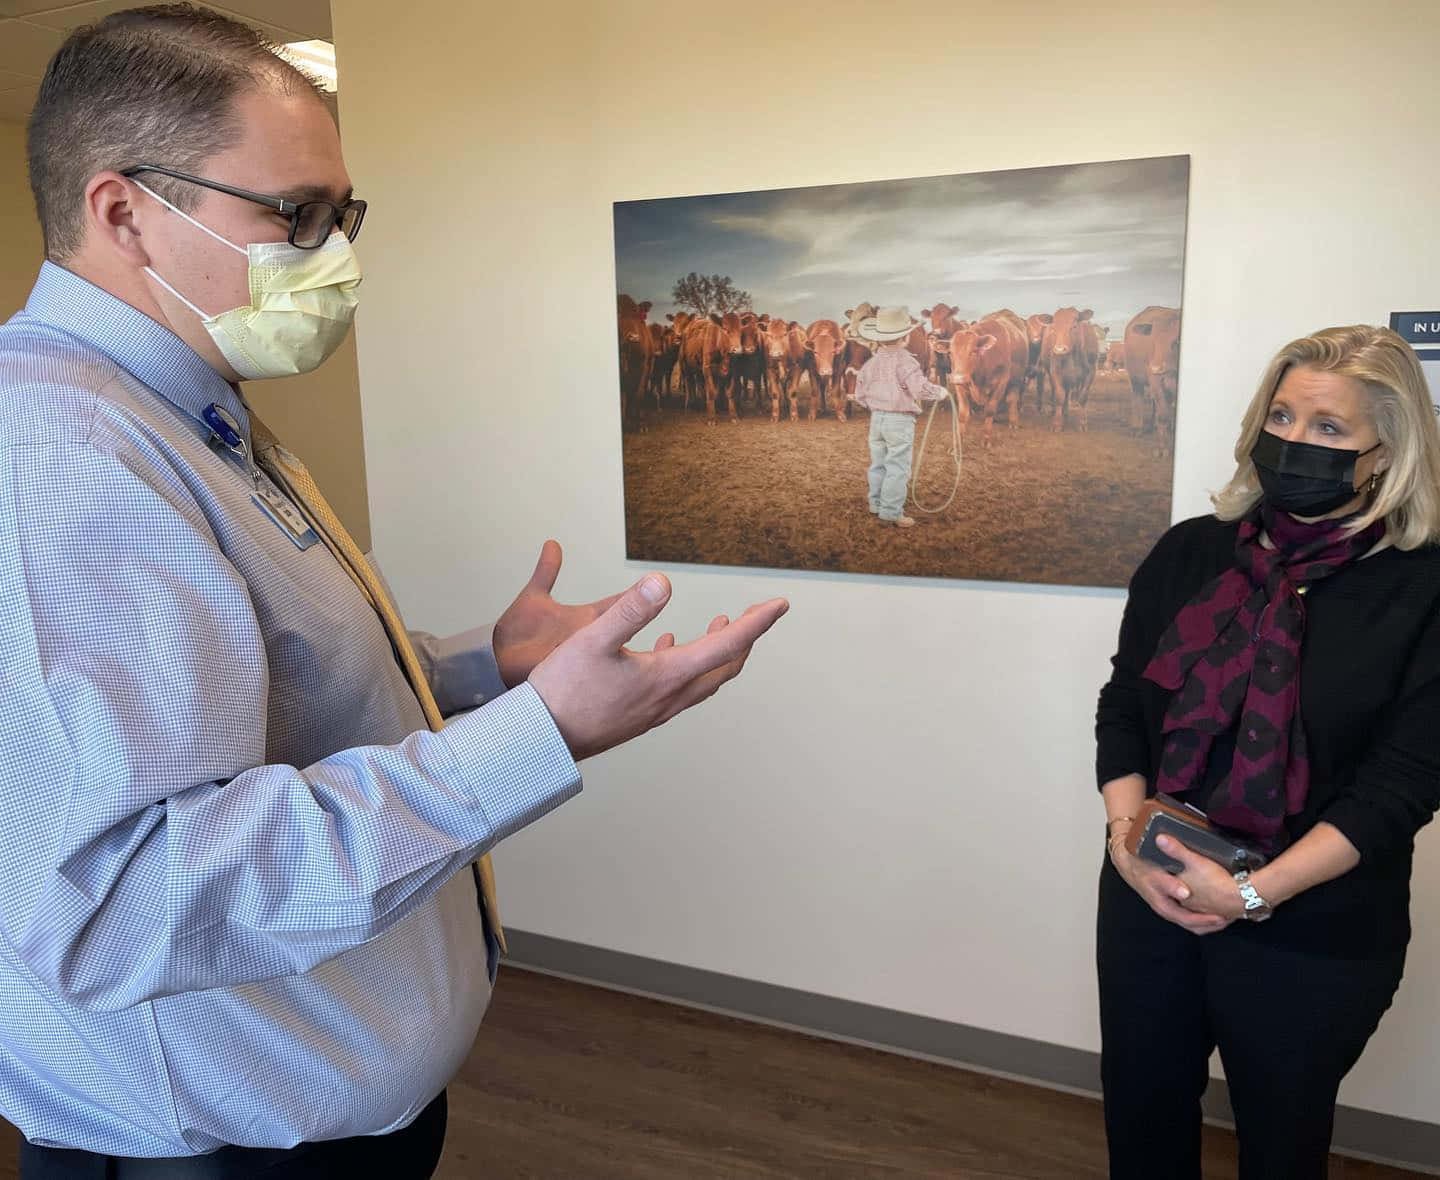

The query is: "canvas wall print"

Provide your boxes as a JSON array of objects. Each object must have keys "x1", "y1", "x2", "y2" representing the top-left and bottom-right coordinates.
[{"x1": 614, "y1": 154, "x2": 1189, "y2": 587}]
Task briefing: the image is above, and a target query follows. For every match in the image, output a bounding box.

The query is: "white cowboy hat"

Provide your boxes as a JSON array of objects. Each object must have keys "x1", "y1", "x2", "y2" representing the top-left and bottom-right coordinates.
[{"x1": 857, "y1": 305, "x2": 917, "y2": 343}]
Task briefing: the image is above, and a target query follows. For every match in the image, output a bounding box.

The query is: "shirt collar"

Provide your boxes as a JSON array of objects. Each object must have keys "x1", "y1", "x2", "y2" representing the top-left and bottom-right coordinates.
[{"x1": 25, "y1": 261, "x2": 249, "y2": 436}]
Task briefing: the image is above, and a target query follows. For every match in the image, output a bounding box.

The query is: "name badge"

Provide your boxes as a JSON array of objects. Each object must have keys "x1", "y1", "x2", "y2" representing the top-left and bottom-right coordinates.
[{"x1": 252, "y1": 481, "x2": 320, "y2": 550}]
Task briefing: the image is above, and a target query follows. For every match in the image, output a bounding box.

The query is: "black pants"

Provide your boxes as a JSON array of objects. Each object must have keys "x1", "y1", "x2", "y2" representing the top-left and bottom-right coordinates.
[
  {"x1": 1097, "y1": 861, "x2": 1404, "y2": 1180},
  {"x1": 19, "y1": 1090, "x2": 447, "y2": 1180}
]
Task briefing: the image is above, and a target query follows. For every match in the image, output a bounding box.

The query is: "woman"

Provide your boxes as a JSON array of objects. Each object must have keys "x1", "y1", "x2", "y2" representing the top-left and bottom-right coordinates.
[{"x1": 1095, "y1": 325, "x2": 1440, "y2": 1178}]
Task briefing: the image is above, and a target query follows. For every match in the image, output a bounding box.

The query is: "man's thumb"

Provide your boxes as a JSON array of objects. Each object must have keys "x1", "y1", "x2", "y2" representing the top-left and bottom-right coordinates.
[
  {"x1": 526, "y1": 539, "x2": 563, "y2": 593},
  {"x1": 590, "y1": 574, "x2": 671, "y2": 647}
]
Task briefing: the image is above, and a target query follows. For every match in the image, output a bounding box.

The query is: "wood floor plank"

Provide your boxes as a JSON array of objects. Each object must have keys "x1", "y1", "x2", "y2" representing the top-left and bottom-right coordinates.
[{"x1": 0, "y1": 967, "x2": 1427, "y2": 1178}]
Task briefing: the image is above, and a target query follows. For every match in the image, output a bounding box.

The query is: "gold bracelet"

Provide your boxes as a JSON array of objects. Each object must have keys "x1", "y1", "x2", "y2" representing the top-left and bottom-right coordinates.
[{"x1": 1106, "y1": 815, "x2": 1135, "y2": 835}]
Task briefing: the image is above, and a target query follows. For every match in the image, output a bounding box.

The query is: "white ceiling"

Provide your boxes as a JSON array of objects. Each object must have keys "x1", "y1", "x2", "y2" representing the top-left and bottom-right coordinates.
[{"x1": 0, "y1": 0, "x2": 333, "y2": 123}]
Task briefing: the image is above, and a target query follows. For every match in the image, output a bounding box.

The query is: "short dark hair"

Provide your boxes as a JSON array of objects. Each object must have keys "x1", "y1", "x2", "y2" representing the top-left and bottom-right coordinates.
[{"x1": 27, "y1": 4, "x2": 324, "y2": 259}]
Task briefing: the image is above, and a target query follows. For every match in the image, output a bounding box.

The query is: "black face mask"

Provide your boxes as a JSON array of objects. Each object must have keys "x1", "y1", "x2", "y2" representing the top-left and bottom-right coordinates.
[{"x1": 1251, "y1": 430, "x2": 1381, "y2": 517}]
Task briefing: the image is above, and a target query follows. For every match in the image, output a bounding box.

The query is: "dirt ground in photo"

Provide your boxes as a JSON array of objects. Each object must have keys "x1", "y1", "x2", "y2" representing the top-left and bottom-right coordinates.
[{"x1": 622, "y1": 370, "x2": 1174, "y2": 587}]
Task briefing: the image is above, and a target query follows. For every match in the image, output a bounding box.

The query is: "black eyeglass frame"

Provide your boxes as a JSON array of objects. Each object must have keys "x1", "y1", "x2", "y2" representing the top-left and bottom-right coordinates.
[{"x1": 120, "y1": 164, "x2": 367, "y2": 249}]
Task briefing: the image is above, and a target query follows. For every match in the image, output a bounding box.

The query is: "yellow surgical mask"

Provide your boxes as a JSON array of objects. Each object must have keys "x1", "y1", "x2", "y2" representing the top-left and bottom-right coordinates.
[{"x1": 137, "y1": 181, "x2": 362, "y2": 380}]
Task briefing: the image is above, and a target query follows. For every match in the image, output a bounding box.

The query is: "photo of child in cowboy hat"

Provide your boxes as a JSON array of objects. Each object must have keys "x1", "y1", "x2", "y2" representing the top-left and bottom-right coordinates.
[{"x1": 849, "y1": 306, "x2": 949, "y2": 528}]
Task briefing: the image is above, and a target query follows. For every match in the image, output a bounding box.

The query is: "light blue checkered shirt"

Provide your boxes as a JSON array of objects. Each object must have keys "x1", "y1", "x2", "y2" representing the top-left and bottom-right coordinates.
[{"x1": 0, "y1": 262, "x2": 582, "y2": 1157}]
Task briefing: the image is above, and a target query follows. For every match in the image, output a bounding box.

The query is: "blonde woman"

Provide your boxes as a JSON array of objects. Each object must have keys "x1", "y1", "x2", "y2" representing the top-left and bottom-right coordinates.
[{"x1": 1094, "y1": 326, "x2": 1440, "y2": 1178}]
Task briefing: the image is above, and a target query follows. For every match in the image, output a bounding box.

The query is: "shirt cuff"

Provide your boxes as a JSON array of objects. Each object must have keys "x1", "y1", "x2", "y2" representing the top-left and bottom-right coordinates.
[
  {"x1": 421, "y1": 625, "x2": 509, "y2": 715},
  {"x1": 440, "y1": 682, "x2": 582, "y2": 846}
]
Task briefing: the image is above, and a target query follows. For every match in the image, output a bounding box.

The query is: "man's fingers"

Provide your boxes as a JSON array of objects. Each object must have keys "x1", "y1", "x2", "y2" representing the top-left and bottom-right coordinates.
[
  {"x1": 653, "y1": 632, "x2": 675, "y2": 652},
  {"x1": 586, "y1": 574, "x2": 673, "y2": 650},
  {"x1": 663, "y1": 599, "x2": 787, "y2": 681},
  {"x1": 527, "y1": 539, "x2": 564, "y2": 594}
]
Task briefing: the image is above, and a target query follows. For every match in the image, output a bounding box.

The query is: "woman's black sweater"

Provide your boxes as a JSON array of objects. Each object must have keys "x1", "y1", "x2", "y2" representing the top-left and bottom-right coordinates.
[{"x1": 1096, "y1": 514, "x2": 1440, "y2": 956}]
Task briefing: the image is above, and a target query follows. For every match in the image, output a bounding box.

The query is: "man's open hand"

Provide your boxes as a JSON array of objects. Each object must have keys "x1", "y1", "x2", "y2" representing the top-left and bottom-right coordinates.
[{"x1": 527, "y1": 572, "x2": 788, "y2": 761}]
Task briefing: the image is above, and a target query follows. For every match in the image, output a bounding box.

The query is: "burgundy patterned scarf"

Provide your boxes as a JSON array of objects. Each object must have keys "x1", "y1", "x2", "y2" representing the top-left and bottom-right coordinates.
[{"x1": 1142, "y1": 505, "x2": 1385, "y2": 849}]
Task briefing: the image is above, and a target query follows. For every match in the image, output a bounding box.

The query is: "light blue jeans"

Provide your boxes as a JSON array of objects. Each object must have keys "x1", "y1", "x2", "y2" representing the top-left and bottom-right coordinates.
[{"x1": 868, "y1": 410, "x2": 917, "y2": 520}]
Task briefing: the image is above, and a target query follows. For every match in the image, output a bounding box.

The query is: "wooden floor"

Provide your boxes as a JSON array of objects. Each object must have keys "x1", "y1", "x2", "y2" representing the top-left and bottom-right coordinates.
[{"x1": 0, "y1": 968, "x2": 1425, "y2": 1178}]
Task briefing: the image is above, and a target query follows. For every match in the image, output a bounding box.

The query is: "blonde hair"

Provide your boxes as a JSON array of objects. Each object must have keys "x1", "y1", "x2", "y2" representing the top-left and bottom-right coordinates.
[{"x1": 1212, "y1": 325, "x2": 1440, "y2": 549}]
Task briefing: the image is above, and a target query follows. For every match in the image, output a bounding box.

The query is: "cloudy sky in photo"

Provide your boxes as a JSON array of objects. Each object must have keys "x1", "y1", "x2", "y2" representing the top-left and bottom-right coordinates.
[{"x1": 613, "y1": 155, "x2": 1188, "y2": 338}]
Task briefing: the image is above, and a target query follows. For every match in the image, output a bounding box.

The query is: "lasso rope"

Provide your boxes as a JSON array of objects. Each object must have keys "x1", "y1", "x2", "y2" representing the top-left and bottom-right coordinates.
[{"x1": 908, "y1": 389, "x2": 963, "y2": 513}]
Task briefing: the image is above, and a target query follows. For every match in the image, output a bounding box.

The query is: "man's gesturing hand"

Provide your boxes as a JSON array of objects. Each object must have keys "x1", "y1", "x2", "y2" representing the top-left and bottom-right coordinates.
[
  {"x1": 493, "y1": 541, "x2": 621, "y2": 688},
  {"x1": 526, "y1": 573, "x2": 788, "y2": 761}
]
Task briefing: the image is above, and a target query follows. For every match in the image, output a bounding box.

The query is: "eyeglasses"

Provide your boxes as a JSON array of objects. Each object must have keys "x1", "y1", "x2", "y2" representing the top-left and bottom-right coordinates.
[{"x1": 120, "y1": 164, "x2": 367, "y2": 249}]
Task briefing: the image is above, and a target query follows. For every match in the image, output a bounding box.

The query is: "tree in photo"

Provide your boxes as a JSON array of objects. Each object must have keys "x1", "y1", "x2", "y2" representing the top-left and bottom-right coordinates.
[{"x1": 672, "y1": 272, "x2": 753, "y2": 317}]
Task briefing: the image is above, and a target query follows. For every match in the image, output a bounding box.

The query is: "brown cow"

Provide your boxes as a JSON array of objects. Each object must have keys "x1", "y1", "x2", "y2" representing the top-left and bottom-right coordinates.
[
  {"x1": 837, "y1": 304, "x2": 879, "y2": 409},
  {"x1": 617, "y1": 296, "x2": 655, "y2": 429},
  {"x1": 1023, "y1": 313, "x2": 1053, "y2": 415},
  {"x1": 760, "y1": 318, "x2": 808, "y2": 421},
  {"x1": 1043, "y1": 307, "x2": 1099, "y2": 432},
  {"x1": 922, "y1": 302, "x2": 965, "y2": 386},
  {"x1": 1124, "y1": 306, "x2": 1182, "y2": 452},
  {"x1": 948, "y1": 312, "x2": 1029, "y2": 447},
  {"x1": 802, "y1": 319, "x2": 846, "y2": 422},
  {"x1": 923, "y1": 303, "x2": 964, "y2": 336},
  {"x1": 903, "y1": 322, "x2": 932, "y2": 380},
  {"x1": 647, "y1": 322, "x2": 680, "y2": 408},
  {"x1": 725, "y1": 312, "x2": 765, "y2": 412},
  {"x1": 680, "y1": 313, "x2": 735, "y2": 423},
  {"x1": 665, "y1": 312, "x2": 696, "y2": 407},
  {"x1": 837, "y1": 337, "x2": 874, "y2": 410},
  {"x1": 985, "y1": 309, "x2": 1034, "y2": 419}
]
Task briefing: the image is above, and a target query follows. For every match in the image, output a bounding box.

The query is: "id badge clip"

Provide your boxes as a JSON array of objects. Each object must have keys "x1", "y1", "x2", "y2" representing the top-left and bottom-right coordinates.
[{"x1": 203, "y1": 402, "x2": 320, "y2": 551}]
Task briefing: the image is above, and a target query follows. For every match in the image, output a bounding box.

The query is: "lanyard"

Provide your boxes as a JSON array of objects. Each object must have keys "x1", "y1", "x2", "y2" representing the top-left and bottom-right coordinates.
[
  {"x1": 200, "y1": 401, "x2": 318, "y2": 550},
  {"x1": 200, "y1": 402, "x2": 261, "y2": 491}
]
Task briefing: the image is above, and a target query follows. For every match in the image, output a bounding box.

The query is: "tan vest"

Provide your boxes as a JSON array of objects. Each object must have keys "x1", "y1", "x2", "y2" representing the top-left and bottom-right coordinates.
[{"x1": 248, "y1": 413, "x2": 505, "y2": 951}]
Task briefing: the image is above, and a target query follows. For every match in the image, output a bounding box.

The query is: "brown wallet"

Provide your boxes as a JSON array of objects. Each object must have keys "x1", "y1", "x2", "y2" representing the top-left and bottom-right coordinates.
[{"x1": 1122, "y1": 795, "x2": 1267, "y2": 874}]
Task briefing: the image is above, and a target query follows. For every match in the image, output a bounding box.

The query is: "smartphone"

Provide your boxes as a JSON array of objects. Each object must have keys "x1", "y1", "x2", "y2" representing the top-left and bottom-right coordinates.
[{"x1": 1129, "y1": 803, "x2": 1267, "y2": 875}]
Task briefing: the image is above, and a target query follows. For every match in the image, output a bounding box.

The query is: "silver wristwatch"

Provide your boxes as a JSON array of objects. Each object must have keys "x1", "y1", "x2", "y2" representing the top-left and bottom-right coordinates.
[{"x1": 1233, "y1": 870, "x2": 1273, "y2": 922}]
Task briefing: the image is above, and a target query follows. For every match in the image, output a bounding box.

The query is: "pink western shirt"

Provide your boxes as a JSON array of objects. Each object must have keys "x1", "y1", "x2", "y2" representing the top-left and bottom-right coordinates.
[{"x1": 852, "y1": 343, "x2": 947, "y2": 414}]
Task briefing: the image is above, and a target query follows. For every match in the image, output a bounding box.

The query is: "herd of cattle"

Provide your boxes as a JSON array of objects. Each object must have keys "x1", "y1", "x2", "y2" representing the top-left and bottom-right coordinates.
[{"x1": 618, "y1": 295, "x2": 1181, "y2": 452}]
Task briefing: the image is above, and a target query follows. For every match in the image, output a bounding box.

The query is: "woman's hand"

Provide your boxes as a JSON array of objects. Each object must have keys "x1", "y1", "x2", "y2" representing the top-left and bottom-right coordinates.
[
  {"x1": 1109, "y1": 823, "x2": 1234, "y2": 935},
  {"x1": 1157, "y1": 835, "x2": 1248, "y2": 922}
]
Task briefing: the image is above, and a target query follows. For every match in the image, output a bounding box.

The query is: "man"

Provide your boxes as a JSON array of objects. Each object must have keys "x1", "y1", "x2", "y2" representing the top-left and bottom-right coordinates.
[{"x1": 0, "y1": 6, "x2": 787, "y2": 1176}]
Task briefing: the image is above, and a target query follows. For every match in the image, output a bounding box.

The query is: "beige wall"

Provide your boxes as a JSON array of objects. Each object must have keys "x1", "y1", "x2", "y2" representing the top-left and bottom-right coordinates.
[
  {"x1": 0, "y1": 116, "x2": 371, "y2": 549},
  {"x1": 0, "y1": 121, "x2": 44, "y2": 320},
  {"x1": 340, "y1": 0, "x2": 1438, "y2": 1128}
]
